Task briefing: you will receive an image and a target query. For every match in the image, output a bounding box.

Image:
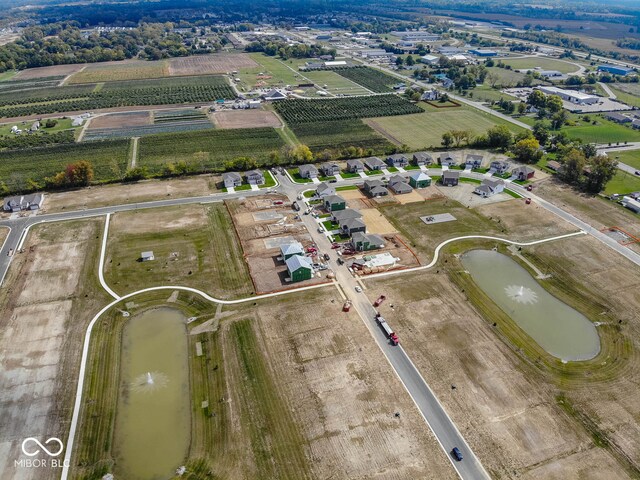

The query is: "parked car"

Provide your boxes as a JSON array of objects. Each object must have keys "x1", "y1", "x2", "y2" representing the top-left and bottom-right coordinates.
[
  {"x1": 323, "y1": 253, "x2": 330, "y2": 261},
  {"x1": 451, "y1": 447, "x2": 463, "y2": 462},
  {"x1": 526, "y1": 185, "x2": 533, "y2": 191},
  {"x1": 329, "y1": 179, "x2": 337, "y2": 183},
  {"x1": 525, "y1": 197, "x2": 532, "y2": 204},
  {"x1": 337, "y1": 258, "x2": 345, "y2": 265},
  {"x1": 635, "y1": 170, "x2": 640, "y2": 176},
  {"x1": 331, "y1": 243, "x2": 340, "y2": 249},
  {"x1": 355, "y1": 286, "x2": 362, "y2": 293}
]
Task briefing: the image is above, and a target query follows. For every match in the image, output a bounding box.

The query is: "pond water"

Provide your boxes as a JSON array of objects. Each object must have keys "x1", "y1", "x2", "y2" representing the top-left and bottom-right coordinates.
[
  {"x1": 461, "y1": 250, "x2": 600, "y2": 362},
  {"x1": 113, "y1": 307, "x2": 190, "y2": 480}
]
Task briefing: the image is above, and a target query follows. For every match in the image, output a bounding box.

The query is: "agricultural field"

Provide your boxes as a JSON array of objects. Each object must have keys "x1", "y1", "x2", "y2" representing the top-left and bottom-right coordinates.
[
  {"x1": 12, "y1": 63, "x2": 84, "y2": 80},
  {"x1": 563, "y1": 115, "x2": 640, "y2": 144},
  {"x1": 302, "y1": 70, "x2": 371, "y2": 95},
  {"x1": 0, "y1": 139, "x2": 130, "y2": 193},
  {"x1": 67, "y1": 59, "x2": 170, "y2": 84},
  {"x1": 235, "y1": 53, "x2": 314, "y2": 91},
  {"x1": 366, "y1": 102, "x2": 524, "y2": 150},
  {"x1": 0, "y1": 75, "x2": 235, "y2": 119},
  {"x1": 104, "y1": 204, "x2": 253, "y2": 299},
  {"x1": 168, "y1": 53, "x2": 258, "y2": 76},
  {"x1": 290, "y1": 119, "x2": 393, "y2": 155},
  {"x1": 88, "y1": 112, "x2": 151, "y2": 129},
  {"x1": 499, "y1": 57, "x2": 581, "y2": 74},
  {"x1": 485, "y1": 66, "x2": 542, "y2": 88},
  {"x1": 332, "y1": 66, "x2": 399, "y2": 93},
  {"x1": 0, "y1": 75, "x2": 66, "y2": 93},
  {"x1": 137, "y1": 127, "x2": 284, "y2": 174},
  {"x1": 213, "y1": 109, "x2": 282, "y2": 129},
  {"x1": 274, "y1": 94, "x2": 423, "y2": 124}
]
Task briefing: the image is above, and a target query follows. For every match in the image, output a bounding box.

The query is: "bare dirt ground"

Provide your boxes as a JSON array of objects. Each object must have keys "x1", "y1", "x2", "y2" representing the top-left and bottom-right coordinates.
[
  {"x1": 213, "y1": 109, "x2": 282, "y2": 129},
  {"x1": 476, "y1": 200, "x2": 580, "y2": 240},
  {"x1": 227, "y1": 196, "x2": 326, "y2": 293},
  {"x1": 437, "y1": 182, "x2": 514, "y2": 208},
  {"x1": 0, "y1": 219, "x2": 108, "y2": 480},
  {"x1": 168, "y1": 53, "x2": 258, "y2": 76},
  {"x1": 248, "y1": 289, "x2": 457, "y2": 479},
  {"x1": 41, "y1": 175, "x2": 218, "y2": 214},
  {"x1": 360, "y1": 208, "x2": 398, "y2": 234},
  {"x1": 13, "y1": 64, "x2": 84, "y2": 80},
  {"x1": 536, "y1": 178, "x2": 640, "y2": 253},
  {"x1": 87, "y1": 111, "x2": 151, "y2": 129},
  {"x1": 394, "y1": 189, "x2": 426, "y2": 204},
  {"x1": 364, "y1": 267, "x2": 631, "y2": 479}
]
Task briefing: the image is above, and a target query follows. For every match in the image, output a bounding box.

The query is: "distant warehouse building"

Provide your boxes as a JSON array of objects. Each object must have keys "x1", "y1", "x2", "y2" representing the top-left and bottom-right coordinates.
[
  {"x1": 536, "y1": 86, "x2": 600, "y2": 105},
  {"x1": 469, "y1": 49, "x2": 498, "y2": 57},
  {"x1": 598, "y1": 65, "x2": 635, "y2": 76}
]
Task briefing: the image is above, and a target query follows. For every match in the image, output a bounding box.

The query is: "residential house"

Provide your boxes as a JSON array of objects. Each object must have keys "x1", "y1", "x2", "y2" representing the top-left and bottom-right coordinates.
[
  {"x1": 474, "y1": 179, "x2": 505, "y2": 197},
  {"x1": 351, "y1": 232, "x2": 385, "y2": 251},
  {"x1": 465, "y1": 154, "x2": 483, "y2": 169},
  {"x1": 331, "y1": 208, "x2": 362, "y2": 223},
  {"x1": 286, "y1": 254, "x2": 313, "y2": 282},
  {"x1": 3, "y1": 193, "x2": 45, "y2": 212},
  {"x1": 339, "y1": 217, "x2": 367, "y2": 236},
  {"x1": 386, "y1": 154, "x2": 409, "y2": 168},
  {"x1": 421, "y1": 89, "x2": 439, "y2": 101},
  {"x1": 409, "y1": 171, "x2": 432, "y2": 188},
  {"x1": 141, "y1": 251, "x2": 155, "y2": 262},
  {"x1": 319, "y1": 162, "x2": 340, "y2": 176},
  {"x1": 364, "y1": 156, "x2": 386, "y2": 171},
  {"x1": 512, "y1": 166, "x2": 535, "y2": 181},
  {"x1": 346, "y1": 159, "x2": 365, "y2": 173},
  {"x1": 441, "y1": 170, "x2": 460, "y2": 186},
  {"x1": 439, "y1": 152, "x2": 457, "y2": 167},
  {"x1": 298, "y1": 164, "x2": 319, "y2": 179},
  {"x1": 324, "y1": 194, "x2": 346, "y2": 211},
  {"x1": 246, "y1": 169, "x2": 265, "y2": 185},
  {"x1": 363, "y1": 179, "x2": 389, "y2": 197},
  {"x1": 413, "y1": 152, "x2": 433, "y2": 166},
  {"x1": 490, "y1": 160, "x2": 510, "y2": 175},
  {"x1": 29, "y1": 121, "x2": 40, "y2": 132},
  {"x1": 546, "y1": 160, "x2": 562, "y2": 172},
  {"x1": 315, "y1": 182, "x2": 336, "y2": 197},
  {"x1": 222, "y1": 172, "x2": 242, "y2": 189},
  {"x1": 280, "y1": 242, "x2": 305, "y2": 261},
  {"x1": 388, "y1": 175, "x2": 412, "y2": 194}
]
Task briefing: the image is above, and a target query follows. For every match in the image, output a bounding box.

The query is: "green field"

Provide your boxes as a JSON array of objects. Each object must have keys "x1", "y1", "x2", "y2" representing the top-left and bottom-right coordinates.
[
  {"x1": 604, "y1": 170, "x2": 640, "y2": 195},
  {"x1": 485, "y1": 66, "x2": 538, "y2": 88},
  {"x1": 366, "y1": 102, "x2": 524, "y2": 150},
  {"x1": 499, "y1": 57, "x2": 580, "y2": 74},
  {"x1": 0, "y1": 117, "x2": 75, "y2": 136},
  {"x1": 236, "y1": 53, "x2": 309, "y2": 92},
  {"x1": 564, "y1": 116, "x2": 640, "y2": 144},
  {"x1": 302, "y1": 70, "x2": 370, "y2": 95},
  {"x1": 137, "y1": 127, "x2": 285, "y2": 174},
  {"x1": 0, "y1": 70, "x2": 18, "y2": 81},
  {"x1": 332, "y1": 66, "x2": 398, "y2": 93},
  {"x1": 104, "y1": 204, "x2": 253, "y2": 299},
  {"x1": 470, "y1": 84, "x2": 519, "y2": 102},
  {"x1": 609, "y1": 149, "x2": 640, "y2": 170},
  {"x1": 67, "y1": 59, "x2": 170, "y2": 84},
  {"x1": 290, "y1": 119, "x2": 393, "y2": 155},
  {"x1": 608, "y1": 86, "x2": 640, "y2": 108},
  {"x1": 0, "y1": 139, "x2": 130, "y2": 192}
]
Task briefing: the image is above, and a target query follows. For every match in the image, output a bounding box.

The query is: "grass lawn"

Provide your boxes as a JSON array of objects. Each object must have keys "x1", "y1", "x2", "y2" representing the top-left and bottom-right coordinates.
[
  {"x1": 469, "y1": 84, "x2": 519, "y2": 102},
  {"x1": 365, "y1": 170, "x2": 384, "y2": 176},
  {"x1": 287, "y1": 168, "x2": 313, "y2": 183},
  {"x1": 302, "y1": 70, "x2": 371, "y2": 96},
  {"x1": 336, "y1": 185, "x2": 358, "y2": 191},
  {"x1": 340, "y1": 171, "x2": 360, "y2": 178},
  {"x1": 499, "y1": 57, "x2": 579, "y2": 74},
  {"x1": 0, "y1": 117, "x2": 75, "y2": 135},
  {"x1": 260, "y1": 171, "x2": 277, "y2": 188},
  {"x1": 604, "y1": 170, "x2": 640, "y2": 195},
  {"x1": 485, "y1": 66, "x2": 535, "y2": 87},
  {"x1": 0, "y1": 70, "x2": 17, "y2": 81},
  {"x1": 104, "y1": 204, "x2": 254, "y2": 299},
  {"x1": 236, "y1": 53, "x2": 308, "y2": 92},
  {"x1": 366, "y1": 102, "x2": 524, "y2": 150},
  {"x1": 607, "y1": 86, "x2": 640, "y2": 109},
  {"x1": 608, "y1": 149, "x2": 640, "y2": 170},
  {"x1": 564, "y1": 116, "x2": 640, "y2": 144}
]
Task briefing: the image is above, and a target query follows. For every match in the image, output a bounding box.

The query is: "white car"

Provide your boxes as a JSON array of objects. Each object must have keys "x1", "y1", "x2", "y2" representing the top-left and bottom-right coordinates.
[{"x1": 355, "y1": 286, "x2": 362, "y2": 293}]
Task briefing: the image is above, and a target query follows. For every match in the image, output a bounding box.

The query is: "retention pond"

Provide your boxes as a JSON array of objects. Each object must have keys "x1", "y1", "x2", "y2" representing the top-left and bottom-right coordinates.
[
  {"x1": 461, "y1": 250, "x2": 600, "y2": 362},
  {"x1": 113, "y1": 307, "x2": 190, "y2": 480}
]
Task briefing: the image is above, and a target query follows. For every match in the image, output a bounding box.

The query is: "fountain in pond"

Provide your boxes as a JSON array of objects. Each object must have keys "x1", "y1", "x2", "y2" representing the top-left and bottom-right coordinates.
[
  {"x1": 505, "y1": 284, "x2": 538, "y2": 305},
  {"x1": 131, "y1": 371, "x2": 168, "y2": 393}
]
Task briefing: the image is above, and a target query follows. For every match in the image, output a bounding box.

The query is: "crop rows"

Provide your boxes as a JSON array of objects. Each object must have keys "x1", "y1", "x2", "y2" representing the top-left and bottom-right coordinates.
[
  {"x1": 291, "y1": 119, "x2": 392, "y2": 153},
  {"x1": 273, "y1": 94, "x2": 422, "y2": 124},
  {"x1": 0, "y1": 139, "x2": 130, "y2": 193},
  {"x1": 0, "y1": 75, "x2": 235, "y2": 118},
  {"x1": 332, "y1": 67, "x2": 398, "y2": 93},
  {"x1": 83, "y1": 120, "x2": 213, "y2": 141},
  {"x1": 0, "y1": 76, "x2": 66, "y2": 93},
  {"x1": 153, "y1": 108, "x2": 207, "y2": 124},
  {"x1": 138, "y1": 127, "x2": 284, "y2": 173}
]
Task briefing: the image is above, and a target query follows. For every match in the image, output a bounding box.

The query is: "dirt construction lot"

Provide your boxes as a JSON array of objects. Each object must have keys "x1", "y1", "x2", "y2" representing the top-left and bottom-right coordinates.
[
  {"x1": 213, "y1": 109, "x2": 282, "y2": 129},
  {"x1": 227, "y1": 196, "x2": 326, "y2": 293},
  {"x1": 0, "y1": 219, "x2": 108, "y2": 480},
  {"x1": 359, "y1": 208, "x2": 398, "y2": 235},
  {"x1": 246, "y1": 289, "x2": 458, "y2": 479},
  {"x1": 168, "y1": 53, "x2": 258, "y2": 76},
  {"x1": 365, "y1": 265, "x2": 632, "y2": 479}
]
